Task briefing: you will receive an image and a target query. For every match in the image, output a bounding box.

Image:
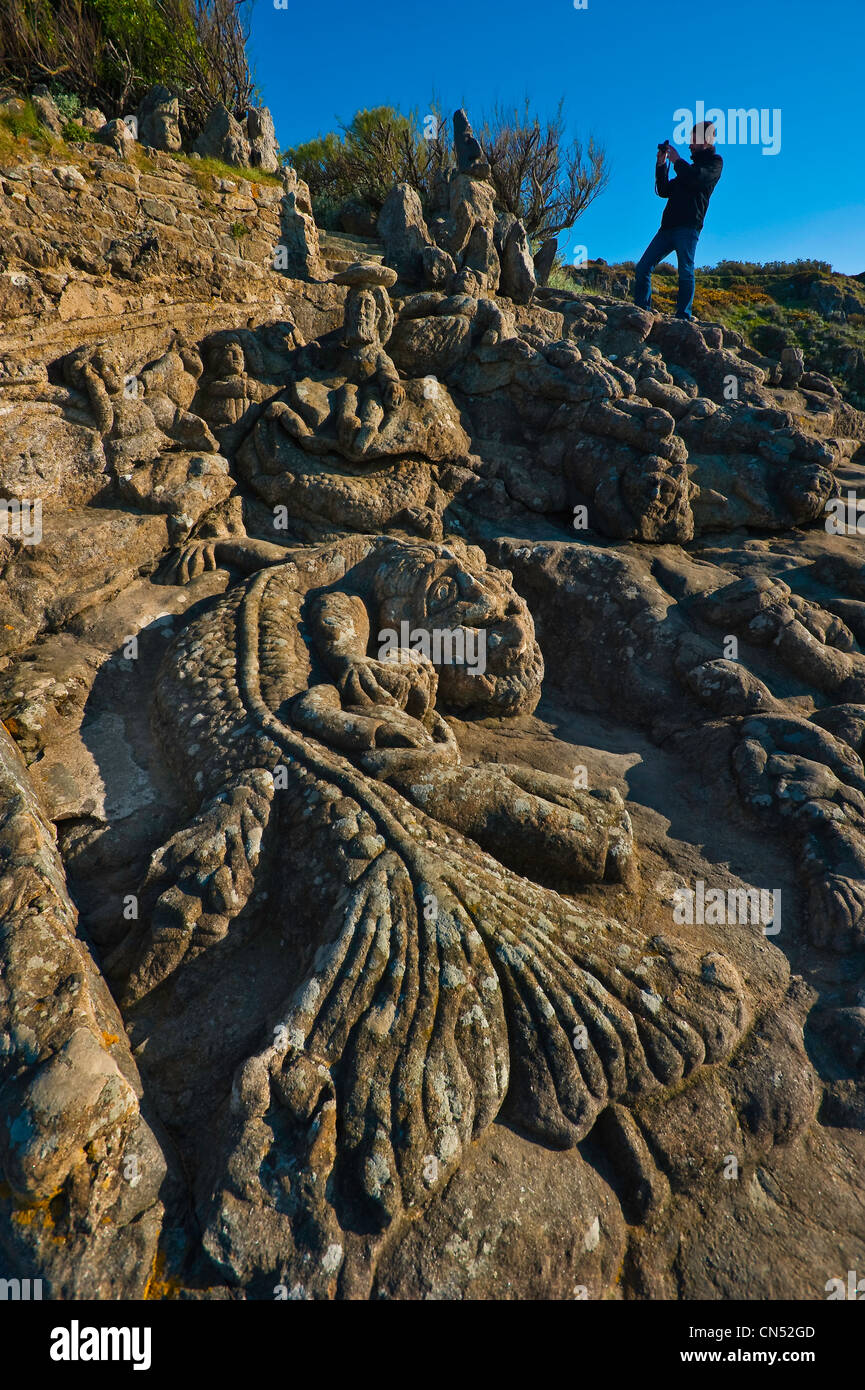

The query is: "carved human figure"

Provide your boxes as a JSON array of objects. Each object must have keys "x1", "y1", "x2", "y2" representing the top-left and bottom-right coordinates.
[
  {"x1": 63, "y1": 343, "x2": 169, "y2": 468},
  {"x1": 194, "y1": 336, "x2": 274, "y2": 454},
  {"x1": 139, "y1": 332, "x2": 217, "y2": 452},
  {"x1": 63, "y1": 340, "x2": 217, "y2": 466},
  {"x1": 262, "y1": 263, "x2": 406, "y2": 461}
]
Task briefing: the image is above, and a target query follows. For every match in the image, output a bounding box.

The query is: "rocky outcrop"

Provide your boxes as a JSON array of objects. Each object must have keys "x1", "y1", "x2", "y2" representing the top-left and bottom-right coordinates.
[
  {"x1": 277, "y1": 165, "x2": 325, "y2": 280},
  {"x1": 0, "y1": 143, "x2": 342, "y2": 366},
  {"x1": 192, "y1": 102, "x2": 251, "y2": 166},
  {"x1": 20, "y1": 81, "x2": 280, "y2": 176},
  {"x1": 136, "y1": 85, "x2": 182, "y2": 154},
  {"x1": 246, "y1": 106, "x2": 280, "y2": 173},
  {"x1": 377, "y1": 110, "x2": 537, "y2": 305},
  {"x1": 96, "y1": 117, "x2": 136, "y2": 159},
  {"x1": 533, "y1": 236, "x2": 558, "y2": 287},
  {"x1": 192, "y1": 102, "x2": 280, "y2": 173},
  {"x1": 1, "y1": 122, "x2": 865, "y2": 1304},
  {"x1": 496, "y1": 212, "x2": 536, "y2": 304},
  {"x1": 0, "y1": 722, "x2": 164, "y2": 1297},
  {"x1": 30, "y1": 85, "x2": 64, "y2": 136},
  {"x1": 379, "y1": 182, "x2": 432, "y2": 284},
  {"x1": 435, "y1": 110, "x2": 501, "y2": 295}
]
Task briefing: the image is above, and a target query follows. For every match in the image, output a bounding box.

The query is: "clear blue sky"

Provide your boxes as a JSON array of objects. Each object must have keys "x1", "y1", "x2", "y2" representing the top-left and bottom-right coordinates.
[{"x1": 250, "y1": 0, "x2": 864, "y2": 273}]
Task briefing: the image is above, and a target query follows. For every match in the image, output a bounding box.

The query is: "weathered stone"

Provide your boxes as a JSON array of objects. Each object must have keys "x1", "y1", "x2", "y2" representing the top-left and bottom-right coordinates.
[
  {"x1": 31, "y1": 86, "x2": 64, "y2": 136},
  {"x1": 378, "y1": 181, "x2": 431, "y2": 284},
  {"x1": 498, "y1": 215, "x2": 536, "y2": 305},
  {"x1": 1, "y1": 127, "x2": 864, "y2": 1304},
  {"x1": 97, "y1": 118, "x2": 136, "y2": 159},
  {"x1": 277, "y1": 165, "x2": 324, "y2": 279},
  {"x1": 80, "y1": 106, "x2": 107, "y2": 132},
  {"x1": 54, "y1": 163, "x2": 86, "y2": 190},
  {"x1": 780, "y1": 343, "x2": 805, "y2": 386},
  {"x1": 453, "y1": 107, "x2": 489, "y2": 176},
  {"x1": 193, "y1": 102, "x2": 251, "y2": 167},
  {"x1": 137, "y1": 84, "x2": 182, "y2": 153},
  {"x1": 533, "y1": 236, "x2": 558, "y2": 286},
  {"x1": 245, "y1": 106, "x2": 280, "y2": 173},
  {"x1": 0, "y1": 723, "x2": 164, "y2": 1296},
  {"x1": 433, "y1": 114, "x2": 501, "y2": 297}
]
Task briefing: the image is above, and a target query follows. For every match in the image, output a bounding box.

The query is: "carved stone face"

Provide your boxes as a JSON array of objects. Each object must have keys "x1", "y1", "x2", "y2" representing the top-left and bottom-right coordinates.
[
  {"x1": 621, "y1": 457, "x2": 691, "y2": 539},
  {"x1": 374, "y1": 544, "x2": 543, "y2": 715},
  {"x1": 344, "y1": 289, "x2": 379, "y2": 348},
  {"x1": 212, "y1": 341, "x2": 246, "y2": 376},
  {"x1": 90, "y1": 346, "x2": 125, "y2": 396}
]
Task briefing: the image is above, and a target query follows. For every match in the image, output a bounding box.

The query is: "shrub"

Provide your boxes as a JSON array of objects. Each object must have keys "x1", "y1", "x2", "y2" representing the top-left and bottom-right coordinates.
[
  {"x1": 61, "y1": 120, "x2": 94, "y2": 143},
  {"x1": 285, "y1": 99, "x2": 609, "y2": 242},
  {"x1": 51, "y1": 87, "x2": 82, "y2": 121},
  {"x1": 311, "y1": 195, "x2": 346, "y2": 233},
  {"x1": 0, "y1": 0, "x2": 257, "y2": 137},
  {"x1": 477, "y1": 101, "x2": 608, "y2": 241},
  {"x1": 0, "y1": 99, "x2": 43, "y2": 142},
  {"x1": 286, "y1": 107, "x2": 446, "y2": 214}
]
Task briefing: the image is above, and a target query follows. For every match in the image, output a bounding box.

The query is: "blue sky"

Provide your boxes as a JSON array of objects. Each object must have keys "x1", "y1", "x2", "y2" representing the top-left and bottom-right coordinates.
[{"x1": 250, "y1": 0, "x2": 864, "y2": 273}]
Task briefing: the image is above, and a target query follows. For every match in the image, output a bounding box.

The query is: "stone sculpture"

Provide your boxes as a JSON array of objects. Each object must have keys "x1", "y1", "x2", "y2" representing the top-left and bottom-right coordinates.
[
  {"x1": 1, "y1": 124, "x2": 864, "y2": 1301},
  {"x1": 100, "y1": 532, "x2": 750, "y2": 1296},
  {"x1": 238, "y1": 263, "x2": 471, "y2": 530}
]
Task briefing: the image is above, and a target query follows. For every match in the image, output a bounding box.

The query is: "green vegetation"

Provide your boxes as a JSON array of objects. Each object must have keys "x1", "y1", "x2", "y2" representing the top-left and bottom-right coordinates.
[
  {"x1": 546, "y1": 265, "x2": 586, "y2": 293},
  {"x1": 51, "y1": 88, "x2": 83, "y2": 121},
  {"x1": 0, "y1": 98, "x2": 44, "y2": 142},
  {"x1": 0, "y1": 0, "x2": 257, "y2": 135},
  {"x1": 0, "y1": 98, "x2": 60, "y2": 162},
  {"x1": 286, "y1": 100, "x2": 608, "y2": 242},
  {"x1": 174, "y1": 151, "x2": 282, "y2": 189},
  {"x1": 286, "y1": 106, "x2": 444, "y2": 228},
  {"x1": 61, "y1": 121, "x2": 99, "y2": 145}
]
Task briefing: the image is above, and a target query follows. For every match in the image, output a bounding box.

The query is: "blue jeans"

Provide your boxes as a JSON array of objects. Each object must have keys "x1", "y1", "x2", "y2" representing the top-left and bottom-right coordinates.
[{"x1": 634, "y1": 226, "x2": 700, "y2": 319}]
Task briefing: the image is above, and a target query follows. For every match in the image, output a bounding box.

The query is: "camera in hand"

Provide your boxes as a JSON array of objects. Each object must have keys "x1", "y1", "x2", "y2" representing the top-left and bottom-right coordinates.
[{"x1": 657, "y1": 140, "x2": 669, "y2": 151}]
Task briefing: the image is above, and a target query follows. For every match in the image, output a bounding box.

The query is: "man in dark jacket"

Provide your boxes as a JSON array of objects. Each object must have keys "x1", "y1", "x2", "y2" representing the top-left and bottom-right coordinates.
[{"x1": 633, "y1": 121, "x2": 723, "y2": 321}]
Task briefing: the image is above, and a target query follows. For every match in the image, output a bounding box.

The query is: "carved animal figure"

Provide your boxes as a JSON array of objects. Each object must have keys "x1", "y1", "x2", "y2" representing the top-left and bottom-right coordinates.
[{"x1": 108, "y1": 534, "x2": 750, "y2": 1296}]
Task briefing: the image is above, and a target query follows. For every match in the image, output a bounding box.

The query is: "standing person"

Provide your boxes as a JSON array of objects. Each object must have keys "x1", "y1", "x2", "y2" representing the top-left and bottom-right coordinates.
[{"x1": 633, "y1": 121, "x2": 723, "y2": 322}]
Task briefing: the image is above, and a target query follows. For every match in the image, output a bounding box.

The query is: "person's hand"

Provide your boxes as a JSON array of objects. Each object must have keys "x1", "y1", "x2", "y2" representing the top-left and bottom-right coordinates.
[
  {"x1": 666, "y1": 143, "x2": 682, "y2": 163},
  {"x1": 158, "y1": 539, "x2": 219, "y2": 585},
  {"x1": 338, "y1": 651, "x2": 437, "y2": 722}
]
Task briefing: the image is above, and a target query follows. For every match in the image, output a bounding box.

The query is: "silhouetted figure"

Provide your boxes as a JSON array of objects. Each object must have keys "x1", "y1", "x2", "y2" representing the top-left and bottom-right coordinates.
[{"x1": 634, "y1": 120, "x2": 723, "y2": 321}]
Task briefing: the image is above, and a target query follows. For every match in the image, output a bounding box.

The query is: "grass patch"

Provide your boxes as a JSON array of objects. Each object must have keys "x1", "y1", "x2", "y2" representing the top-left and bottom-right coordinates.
[
  {"x1": 130, "y1": 144, "x2": 160, "y2": 177},
  {"x1": 172, "y1": 150, "x2": 282, "y2": 193},
  {"x1": 546, "y1": 265, "x2": 584, "y2": 293},
  {"x1": 0, "y1": 99, "x2": 96, "y2": 169},
  {"x1": 0, "y1": 100, "x2": 56, "y2": 162}
]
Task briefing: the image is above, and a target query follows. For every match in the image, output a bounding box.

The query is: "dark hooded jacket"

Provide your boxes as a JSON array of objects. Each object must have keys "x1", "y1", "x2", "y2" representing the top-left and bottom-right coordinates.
[{"x1": 656, "y1": 147, "x2": 723, "y2": 231}]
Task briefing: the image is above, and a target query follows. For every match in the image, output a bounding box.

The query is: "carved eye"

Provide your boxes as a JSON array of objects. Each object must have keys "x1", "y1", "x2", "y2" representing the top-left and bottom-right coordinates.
[{"x1": 431, "y1": 579, "x2": 455, "y2": 608}]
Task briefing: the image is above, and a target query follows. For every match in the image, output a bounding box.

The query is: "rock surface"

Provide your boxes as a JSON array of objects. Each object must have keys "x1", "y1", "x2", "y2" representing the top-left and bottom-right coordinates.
[
  {"x1": 246, "y1": 107, "x2": 280, "y2": 173},
  {"x1": 193, "y1": 103, "x2": 251, "y2": 167},
  {"x1": 0, "y1": 118, "x2": 864, "y2": 1303},
  {"x1": 136, "y1": 85, "x2": 182, "y2": 154}
]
